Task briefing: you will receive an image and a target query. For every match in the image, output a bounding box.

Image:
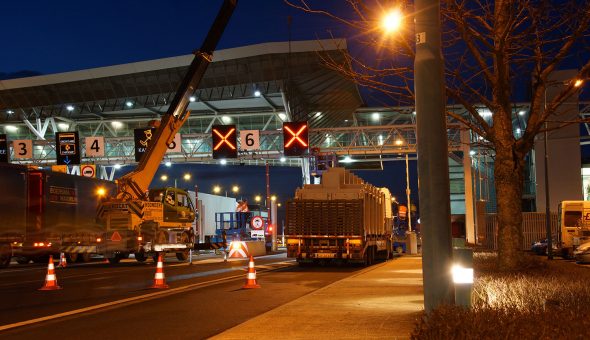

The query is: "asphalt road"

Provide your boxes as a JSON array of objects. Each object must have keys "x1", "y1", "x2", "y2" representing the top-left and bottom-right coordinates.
[{"x1": 0, "y1": 253, "x2": 363, "y2": 339}]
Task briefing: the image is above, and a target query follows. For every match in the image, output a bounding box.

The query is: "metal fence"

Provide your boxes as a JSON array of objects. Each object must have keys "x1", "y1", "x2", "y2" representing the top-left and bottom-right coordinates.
[{"x1": 484, "y1": 212, "x2": 559, "y2": 250}]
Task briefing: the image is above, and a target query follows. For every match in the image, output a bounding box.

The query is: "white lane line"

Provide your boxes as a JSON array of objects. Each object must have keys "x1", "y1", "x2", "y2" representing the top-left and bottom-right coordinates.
[{"x1": 0, "y1": 260, "x2": 295, "y2": 332}]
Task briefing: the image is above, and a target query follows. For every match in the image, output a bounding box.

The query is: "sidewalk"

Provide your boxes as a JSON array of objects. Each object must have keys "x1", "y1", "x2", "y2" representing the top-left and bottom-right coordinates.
[{"x1": 213, "y1": 256, "x2": 424, "y2": 340}]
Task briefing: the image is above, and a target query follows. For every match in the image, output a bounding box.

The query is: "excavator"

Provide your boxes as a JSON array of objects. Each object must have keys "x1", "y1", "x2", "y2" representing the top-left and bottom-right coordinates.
[{"x1": 96, "y1": 0, "x2": 237, "y2": 263}]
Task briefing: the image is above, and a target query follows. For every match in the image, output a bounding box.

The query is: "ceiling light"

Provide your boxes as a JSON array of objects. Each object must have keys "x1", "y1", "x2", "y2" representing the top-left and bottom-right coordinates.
[
  {"x1": 221, "y1": 115, "x2": 232, "y2": 123},
  {"x1": 278, "y1": 113, "x2": 287, "y2": 121},
  {"x1": 220, "y1": 159, "x2": 227, "y2": 165},
  {"x1": 395, "y1": 139, "x2": 404, "y2": 146},
  {"x1": 125, "y1": 101, "x2": 133, "y2": 108},
  {"x1": 5, "y1": 125, "x2": 18, "y2": 132},
  {"x1": 66, "y1": 105, "x2": 75, "y2": 112},
  {"x1": 315, "y1": 112, "x2": 322, "y2": 118},
  {"x1": 111, "y1": 121, "x2": 123, "y2": 129},
  {"x1": 189, "y1": 96, "x2": 196, "y2": 102},
  {"x1": 58, "y1": 123, "x2": 69, "y2": 130},
  {"x1": 372, "y1": 112, "x2": 380, "y2": 121},
  {"x1": 518, "y1": 110, "x2": 526, "y2": 116},
  {"x1": 6, "y1": 110, "x2": 14, "y2": 114},
  {"x1": 341, "y1": 155, "x2": 353, "y2": 163},
  {"x1": 280, "y1": 157, "x2": 286, "y2": 163},
  {"x1": 254, "y1": 90, "x2": 261, "y2": 97},
  {"x1": 165, "y1": 161, "x2": 172, "y2": 167},
  {"x1": 114, "y1": 164, "x2": 122, "y2": 169}
]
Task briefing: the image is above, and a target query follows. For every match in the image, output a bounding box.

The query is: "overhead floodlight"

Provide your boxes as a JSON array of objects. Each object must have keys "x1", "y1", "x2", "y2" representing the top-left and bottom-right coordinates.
[
  {"x1": 160, "y1": 175, "x2": 168, "y2": 181},
  {"x1": 469, "y1": 150, "x2": 476, "y2": 156},
  {"x1": 280, "y1": 157, "x2": 286, "y2": 163},
  {"x1": 518, "y1": 110, "x2": 526, "y2": 116},
  {"x1": 165, "y1": 161, "x2": 172, "y2": 167},
  {"x1": 189, "y1": 96, "x2": 196, "y2": 102},
  {"x1": 315, "y1": 111, "x2": 322, "y2": 118},
  {"x1": 111, "y1": 121, "x2": 123, "y2": 129},
  {"x1": 66, "y1": 105, "x2": 75, "y2": 112},
  {"x1": 125, "y1": 101, "x2": 133, "y2": 108},
  {"x1": 278, "y1": 113, "x2": 287, "y2": 121},
  {"x1": 371, "y1": 112, "x2": 380, "y2": 121},
  {"x1": 516, "y1": 128, "x2": 521, "y2": 134},
  {"x1": 5, "y1": 125, "x2": 18, "y2": 132},
  {"x1": 220, "y1": 159, "x2": 227, "y2": 165},
  {"x1": 395, "y1": 139, "x2": 404, "y2": 146},
  {"x1": 254, "y1": 90, "x2": 261, "y2": 97},
  {"x1": 58, "y1": 123, "x2": 69, "y2": 130},
  {"x1": 341, "y1": 155, "x2": 353, "y2": 163},
  {"x1": 221, "y1": 115, "x2": 232, "y2": 123},
  {"x1": 6, "y1": 110, "x2": 14, "y2": 114},
  {"x1": 114, "y1": 163, "x2": 122, "y2": 169}
]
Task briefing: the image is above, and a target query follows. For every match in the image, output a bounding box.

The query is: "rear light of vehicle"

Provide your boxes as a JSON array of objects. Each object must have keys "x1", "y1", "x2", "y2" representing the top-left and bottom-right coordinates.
[
  {"x1": 33, "y1": 242, "x2": 52, "y2": 247},
  {"x1": 137, "y1": 236, "x2": 143, "y2": 242},
  {"x1": 96, "y1": 237, "x2": 102, "y2": 243}
]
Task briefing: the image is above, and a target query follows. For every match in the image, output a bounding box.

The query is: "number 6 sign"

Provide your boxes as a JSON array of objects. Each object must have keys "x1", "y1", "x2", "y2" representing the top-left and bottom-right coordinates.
[{"x1": 240, "y1": 130, "x2": 259, "y2": 151}]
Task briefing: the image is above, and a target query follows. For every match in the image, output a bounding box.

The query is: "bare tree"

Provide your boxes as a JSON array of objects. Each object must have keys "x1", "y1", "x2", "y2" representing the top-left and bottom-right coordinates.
[{"x1": 286, "y1": 0, "x2": 590, "y2": 270}]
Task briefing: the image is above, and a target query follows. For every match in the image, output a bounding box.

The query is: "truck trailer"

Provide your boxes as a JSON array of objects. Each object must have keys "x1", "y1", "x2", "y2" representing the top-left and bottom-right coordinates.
[
  {"x1": 0, "y1": 163, "x2": 116, "y2": 268},
  {"x1": 285, "y1": 167, "x2": 394, "y2": 265}
]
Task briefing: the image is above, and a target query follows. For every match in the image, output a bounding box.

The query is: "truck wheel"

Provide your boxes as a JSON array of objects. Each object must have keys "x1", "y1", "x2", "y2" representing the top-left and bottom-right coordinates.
[
  {"x1": 108, "y1": 256, "x2": 121, "y2": 264},
  {"x1": 79, "y1": 253, "x2": 91, "y2": 263},
  {"x1": 16, "y1": 257, "x2": 29, "y2": 265},
  {"x1": 135, "y1": 251, "x2": 147, "y2": 263},
  {"x1": 176, "y1": 233, "x2": 190, "y2": 261},
  {"x1": 0, "y1": 244, "x2": 10, "y2": 268},
  {"x1": 33, "y1": 256, "x2": 49, "y2": 264}
]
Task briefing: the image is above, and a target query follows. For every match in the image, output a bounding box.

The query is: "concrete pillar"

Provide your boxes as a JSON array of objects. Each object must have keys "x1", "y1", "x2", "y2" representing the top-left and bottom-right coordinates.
[{"x1": 461, "y1": 129, "x2": 476, "y2": 244}]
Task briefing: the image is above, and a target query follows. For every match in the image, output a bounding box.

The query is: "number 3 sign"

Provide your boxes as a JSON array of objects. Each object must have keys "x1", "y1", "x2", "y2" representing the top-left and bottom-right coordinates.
[{"x1": 240, "y1": 130, "x2": 259, "y2": 151}]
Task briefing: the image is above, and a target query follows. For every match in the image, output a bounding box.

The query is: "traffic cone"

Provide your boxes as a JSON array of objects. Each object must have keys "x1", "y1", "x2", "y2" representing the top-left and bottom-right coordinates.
[
  {"x1": 39, "y1": 255, "x2": 62, "y2": 290},
  {"x1": 242, "y1": 256, "x2": 260, "y2": 289},
  {"x1": 150, "y1": 254, "x2": 169, "y2": 289},
  {"x1": 58, "y1": 252, "x2": 67, "y2": 268}
]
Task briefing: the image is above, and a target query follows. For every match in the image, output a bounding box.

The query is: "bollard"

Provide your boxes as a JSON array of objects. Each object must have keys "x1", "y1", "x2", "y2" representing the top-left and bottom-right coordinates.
[
  {"x1": 188, "y1": 249, "x2": 193, "y2": 265},
  {"x1": 452, "y1": 247, "x2": 473, "y2": 308},
  {"x1": 407, "y1": 231, "x2": 418, "y2": 254}
]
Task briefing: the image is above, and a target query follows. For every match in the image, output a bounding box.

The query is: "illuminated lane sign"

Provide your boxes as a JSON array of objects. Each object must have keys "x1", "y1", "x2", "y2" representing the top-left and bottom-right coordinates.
[
  {"x1": 134, "y1": 127, "x2": 155, "y2": 162},
  {"x1": 283, "y1": 121, "x2": 309, "y2": 157},
  {"x1": 55, "y1": 132, "x2": 80, "y2": 165},
  {"x1": 212, "y1": 125, "x2": 237, "y2": 159},
  {"x1": 0, "y1": 134, "x2": 7, "y2": 163}
]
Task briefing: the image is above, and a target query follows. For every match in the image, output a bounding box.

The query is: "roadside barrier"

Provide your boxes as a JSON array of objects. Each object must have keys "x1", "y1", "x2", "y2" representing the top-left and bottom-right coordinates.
[
  {"x1": 150, "y1": 253, "x2": 169, "y2": 289},
  {"x1": 242, "y1": 256, "x2": 260, "y2": 289},
  {"x1": 39, "y1": 255, "x2": 62, "y2": 291}
]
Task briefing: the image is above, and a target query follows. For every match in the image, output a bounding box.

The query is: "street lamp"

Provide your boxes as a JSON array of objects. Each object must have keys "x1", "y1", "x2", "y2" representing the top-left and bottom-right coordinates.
[
  {"x1": 254, "y1": 195, "x2": 261, "y2": 203},
  {"x1": 381, "y1": 8, "x2": 403, "y2": 34},
  {"x1": 213, "y1": 185, "x2": 221, "y2": 194},
  {"x1": 543, "y1": 78, "x2": 583, "y2": 260},
  {"x1": 271, "y1": 195, "x2": 277, "y2": 202},
  {"x1": 232, "y1": 185, "x2": 239, "y2": 194}
]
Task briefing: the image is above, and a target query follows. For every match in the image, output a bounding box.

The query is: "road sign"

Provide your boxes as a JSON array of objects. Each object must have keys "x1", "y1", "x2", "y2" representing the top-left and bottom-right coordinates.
[
  {"x1": 283, "y1": 121, "x2": 309, "y2": 156},
  {"x1": 85, "y1": 136, "x2": 105, "y2": 157},
  {"x1": 51, "y1": 165, "x2": 67, "y2": 173},
  {"x1": 240, "y1": 130, "x2": 259, "y2": 151},
  {"x1": 55, "y1": 132, "x2": 80, "y2": 165},
  {"x1": 134, "y1": 127, "x2": 155, "y2": 162},
  {"x1": 80, "y1": 164, "x2": 96, "y2": 178},
  {"x1": 251, "y1": 230, "x2": 264, "y2": 238},
  {"x1": 251, "y1": 215, "x2": 264, "y2": 230},
  {"x1": 211, "y1": 125, "x2": 237, "y2": 159},
  {"x1": 13, "y1": 139, "x2": 33, "y2": 159},
  {"x1": 166, "y1": 133, "x2": 182, "y2": 153},
  {"x1": 0, "y1": 134, "x2": 7, "y2": 163}
]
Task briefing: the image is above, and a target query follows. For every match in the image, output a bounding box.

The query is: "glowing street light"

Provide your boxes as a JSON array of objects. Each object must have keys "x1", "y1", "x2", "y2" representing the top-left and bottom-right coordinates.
[
  {"x1": 381, "y1": 8, "x2": 403, "y2": 34},
  {"x1": 160, "y1": 175, "x2": 168, "y2": 181},
  {"x1": 271, "y1": 195, "x2": 277, "y2": 202},
  {"x1": 213, "y1": 185, "x2": 221, "y2": 194},
  {"x1": 183, "y1": 173, "x2": 191, "y2": 181},
  {"x1": 232, "y1": 185, "x2": 239, "y2": 193},
  {"x1": 254, "y1": 195, "x2": 261, "y2": 203}
]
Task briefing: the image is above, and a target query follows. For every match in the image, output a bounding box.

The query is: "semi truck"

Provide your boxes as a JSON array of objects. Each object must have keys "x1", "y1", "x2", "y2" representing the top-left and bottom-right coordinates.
[
  {"x1": 285, "y1": 167, "x2": 394, "y2": 265},
  {"x1": 95, "y1": 0, "x2": 237, "y2": 263},
  {"x1": 555, "y1": 200, "x2": 590, "y2": 258},
  {"x1": 0, "y1": 163, "x2": 116, "y2": 268}
]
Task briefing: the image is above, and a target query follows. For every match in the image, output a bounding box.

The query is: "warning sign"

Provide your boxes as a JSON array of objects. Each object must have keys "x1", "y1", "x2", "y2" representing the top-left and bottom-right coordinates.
[
  {"x1": 110, "y1": 231, "x2": 122, "y2": 242},
  {"x1": 251, "y1": 216, "x2": 264, "y2": 230},
  {"x1": 80, "y1": 164, "x2": 96, "y2": 178}
]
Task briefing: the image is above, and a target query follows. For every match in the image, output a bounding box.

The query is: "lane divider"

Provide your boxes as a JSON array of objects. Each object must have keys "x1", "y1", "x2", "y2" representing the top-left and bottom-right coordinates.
[{"x1": 0, "y1": 260, "x2": 295, "y2": 333}]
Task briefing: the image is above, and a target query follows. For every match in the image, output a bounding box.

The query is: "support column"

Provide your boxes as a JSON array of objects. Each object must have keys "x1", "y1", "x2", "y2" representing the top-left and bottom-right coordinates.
[{"x1": 461, "y1": 129, "x2": 476, "y2": 244}]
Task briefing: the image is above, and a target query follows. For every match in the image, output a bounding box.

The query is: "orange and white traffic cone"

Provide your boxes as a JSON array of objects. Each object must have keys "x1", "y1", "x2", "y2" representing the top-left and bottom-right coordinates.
[
  {"x1": 58, "y1": 252, "x2": 67, "y2": 268},
  {"x1": 150, "y1": 253, "x2": 169, "y2": 289},
  {"x1": 242, "y1": 256, "x2": 260, "y2": 289},
  {"x1": 39, "y1": 255, "x2": 62, "y2": 290}
]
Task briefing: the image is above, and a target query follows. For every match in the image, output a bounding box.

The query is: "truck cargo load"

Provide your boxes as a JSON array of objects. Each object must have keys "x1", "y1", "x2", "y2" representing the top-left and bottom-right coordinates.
[{"x1": 285, "y1": 167, "x2": 394, "y2": 265}]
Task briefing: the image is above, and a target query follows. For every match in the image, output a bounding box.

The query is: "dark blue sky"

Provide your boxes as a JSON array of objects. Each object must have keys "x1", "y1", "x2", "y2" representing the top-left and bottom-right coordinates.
[{"x1": 0, "y1": 0, "x2": 347, "y2": 74}]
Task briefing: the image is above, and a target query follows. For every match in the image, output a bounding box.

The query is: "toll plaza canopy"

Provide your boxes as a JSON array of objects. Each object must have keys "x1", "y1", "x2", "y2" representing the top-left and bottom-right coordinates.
[{"x1": 0, "y1": 39, "x2": 363, "y2": 134}]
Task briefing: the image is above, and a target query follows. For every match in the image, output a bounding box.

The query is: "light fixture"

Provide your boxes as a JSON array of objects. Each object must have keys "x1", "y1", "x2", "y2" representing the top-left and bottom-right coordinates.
[
  {"x1": 58, "y1": 123, "x2": 69, "y2": 130},
  {"x1": 271, "y1": 195, "x2": 277, "y2": 202},
  {"x1": 315, "y1": 111, "x2": 322, "y2": 118},
  {"x1": 518, "y1": 110, "x2": 526, "y2": 116},
  {"x1": 66, "y1": 105, "x2": 75, "y2": 112},
  {"x1": 254, "y1": 90, "x2": 261, "y2": 97},
  {"x1": 278, "y1": 113, "x2": 287, "y2": 121},
  {"x1": 189, "y1": 96, "x2": 196, "y2": 102},
  {"x1": 183, "y1": 173, "x2": 191, "y2": 181},
  {"x1": 220, "y1": 159, "x2": 227, "y2": 165},
  {"x1": 114, "y1": 163, "x2": 122, "y2": 169},
  {"x1": 412, "y1": 111, "x2": 416, "y2": 115},
  {"x1": 254, "y1": 195, "x2": 261, "y2": 202},
  {"x1": 5, "y1": 125, "x2": 18, "y2": 132},
  {"x1": 111, "y1": 121, "x2": 123, "y2": 129},
  {"x1": 378, "y1": 135, "x2": 384, "y2": 146},
  {"x1": 574, "y1": 79, "x2": 584, "y2": 88},
  {"x1": 221, "y1": 115, "x2": 232, "y2": 123},
  {"x1": 125, "y1": 101, "x2": 133, "y2": 108},
  {"x1": 96, "y1": 187, "x2": 106, "y2": 197},
  {"x1": 6, "y1": 110, "x2": 14, "y2": 114},
  {"x1": 232, "y1": 185, "x2": 239, "y2": 193},
  {"x1": 280, "y1": 157, "x2": 286, "y2": 163},
  {"x1": 213, "y1": 185, "x2": 221, "y2": 194},
  {"x1": 160, "y1": 175, "x2": 168, "y2": 181},
  {"x1": 469, "y1": 150, "x2": 476, "y2": 156},
  {"x1": 516, "y1": 128, "x2": 521, "y2": 134},
  {"x1": 381, "y1": 8, "x2": 403, "y2": 34},
  {"x1": 341, "y1": 155, "x2": 353, "y2": 163},
  {"x1": 395, "y1": 139, "x2": 404, "y2": 146},
  {"x1": 452, "y1": 264, "x2": 473, "y2": 284},
  {"x1": 371, "y1": 112, "x2": 380, "y2": 121},
  {"x1": 165, "y1": 161, "x2": 172, "y2": 167}
]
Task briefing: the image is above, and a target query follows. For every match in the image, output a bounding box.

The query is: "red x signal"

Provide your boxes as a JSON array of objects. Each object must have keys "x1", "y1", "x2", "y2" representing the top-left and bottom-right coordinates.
[
  {"x1": 283, "y1": 121, "x2": 309, "y2": 157},
  {"x1": 213, "y1": 127, "x2": 236, "y2": 150},
  {"x1": 211, "y1": 125, "x2": 237, "y2": 159}
]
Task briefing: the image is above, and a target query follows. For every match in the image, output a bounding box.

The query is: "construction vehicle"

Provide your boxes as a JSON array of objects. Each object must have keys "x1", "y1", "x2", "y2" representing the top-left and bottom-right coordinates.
[
  {"x1": 285, "y1": 167, "x2": 394, "y2": 265},
  {"x1": 95, "y1": 0, "x2": 237, "y2": 263},
  {"x1": 0, "y1": 163, "x2": 116, "y2": 268}
]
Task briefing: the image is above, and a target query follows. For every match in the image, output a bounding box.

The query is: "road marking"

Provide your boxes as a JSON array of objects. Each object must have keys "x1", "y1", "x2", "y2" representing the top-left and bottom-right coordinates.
[{"x1": 0, "y1": 260, "x2": 295, "y2": 332}]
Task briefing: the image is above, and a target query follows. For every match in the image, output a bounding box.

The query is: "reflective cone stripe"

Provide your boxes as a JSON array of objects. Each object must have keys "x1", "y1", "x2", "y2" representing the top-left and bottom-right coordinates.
[
  {"x1": 150, "y1": 254, "x2": 169, "y2": 289},
  {"x1": 39, "y1": 255, "x2": 62, "y2": 291},
  {"x1": 242, "y1": 256, "x2": 260, "y2": 289}
]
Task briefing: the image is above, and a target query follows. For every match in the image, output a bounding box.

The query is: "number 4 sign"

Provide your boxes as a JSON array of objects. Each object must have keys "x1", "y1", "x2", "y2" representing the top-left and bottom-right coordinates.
[
  {"x1": 240, "y1": 130, "x2": 260, "y2": 151},
  {"x1": 85, "y1": 137, "x2": 105, "y2": 157}
]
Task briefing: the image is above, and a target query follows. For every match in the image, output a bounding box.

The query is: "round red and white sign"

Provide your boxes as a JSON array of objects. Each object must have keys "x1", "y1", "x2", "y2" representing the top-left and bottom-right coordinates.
[
  {"x1": 251, "y1": 215, "x2": 264, "y2": 230},
  {"x1": 81, "y1": 165, "x2": 95, "y2": 177}
]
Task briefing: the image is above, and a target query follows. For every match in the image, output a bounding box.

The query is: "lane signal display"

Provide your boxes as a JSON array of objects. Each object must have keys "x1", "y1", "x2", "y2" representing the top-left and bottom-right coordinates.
[
  {"x1": 283, "y1": 121, "x2": 309, "y2": 157},
  {"x1": 212, "y1": 125, "x2": 237, "y2": 159}
]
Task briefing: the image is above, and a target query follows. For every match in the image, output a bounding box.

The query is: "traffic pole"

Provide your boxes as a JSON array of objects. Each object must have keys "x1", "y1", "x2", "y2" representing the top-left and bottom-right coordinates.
[{"x1": 414, "y1": 0, "x2": 454, "y2": 311}]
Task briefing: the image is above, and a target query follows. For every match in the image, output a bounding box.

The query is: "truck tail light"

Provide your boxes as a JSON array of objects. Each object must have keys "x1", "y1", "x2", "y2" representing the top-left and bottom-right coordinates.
[
  {"x1": 137, "y1": 236, "x2": 143, "y2": 242},
  {"x1": 96, "y1": 237, "x2": 102, "y2": 243}
]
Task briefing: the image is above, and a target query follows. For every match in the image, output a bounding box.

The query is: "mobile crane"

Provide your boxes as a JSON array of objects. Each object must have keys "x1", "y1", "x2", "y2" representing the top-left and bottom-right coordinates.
[{"x1": 96, "y1": 0, "x2": 237, "y2": 263}]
